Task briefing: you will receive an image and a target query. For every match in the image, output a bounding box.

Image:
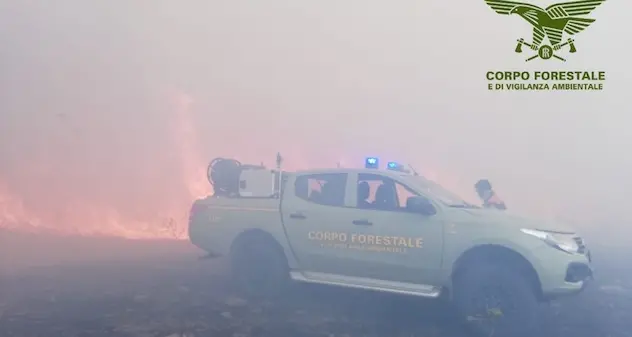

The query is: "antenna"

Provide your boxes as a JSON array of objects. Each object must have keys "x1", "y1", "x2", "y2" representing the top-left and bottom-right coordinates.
[
  {"x1": 276, "y1": 152, "x2": 283, "y2": 198},
  {"x1": 408, "y1": 163, "x2": 419, "y2": 176}
]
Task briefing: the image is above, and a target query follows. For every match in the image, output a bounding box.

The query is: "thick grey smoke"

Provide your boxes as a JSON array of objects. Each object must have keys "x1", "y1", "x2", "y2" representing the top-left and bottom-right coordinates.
[{"x1": 0, "y1": 1, "x2": 630, "y2": 242}]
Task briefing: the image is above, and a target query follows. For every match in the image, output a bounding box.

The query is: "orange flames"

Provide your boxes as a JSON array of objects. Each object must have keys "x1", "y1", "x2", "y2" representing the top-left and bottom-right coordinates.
[
  {"x1": 0, "y1": 91, "x2": 480, "y2": 241},
  {"x1": 0, "y1": 90, "x2": 211, "y2": 240}
]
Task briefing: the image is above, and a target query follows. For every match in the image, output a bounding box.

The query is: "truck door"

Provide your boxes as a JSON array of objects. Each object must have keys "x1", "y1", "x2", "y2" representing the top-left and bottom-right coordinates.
[
  {"x1": 348, "y1": 173, "x2": 445, "y2": 286},
  {"x1": 280, "y1": 172, "x2": 358, "y2": 274}
]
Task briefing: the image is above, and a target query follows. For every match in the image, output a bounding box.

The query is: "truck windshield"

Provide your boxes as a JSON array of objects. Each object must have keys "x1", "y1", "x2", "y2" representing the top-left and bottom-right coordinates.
[{"x1": 404, "y1": 176, "x2": 479, "y2": 208}]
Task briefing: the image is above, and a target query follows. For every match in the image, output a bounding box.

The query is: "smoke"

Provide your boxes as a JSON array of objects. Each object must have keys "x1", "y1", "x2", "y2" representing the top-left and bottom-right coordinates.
[
  {"x1": 1, "y1": 0, "x2": 630, "y2": 246},
  {"x1": 0, "y1": 89, "x2": 209, "y2": 239}
]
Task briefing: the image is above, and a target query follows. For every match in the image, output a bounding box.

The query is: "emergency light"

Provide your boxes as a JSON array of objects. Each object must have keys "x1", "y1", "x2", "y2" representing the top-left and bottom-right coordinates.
[
  {"x1": 365, "y1": 157, "x2": 379, "y2": 169},
  {"x1": 387, "y1": 162, "x2": 405, "y2": 172}
]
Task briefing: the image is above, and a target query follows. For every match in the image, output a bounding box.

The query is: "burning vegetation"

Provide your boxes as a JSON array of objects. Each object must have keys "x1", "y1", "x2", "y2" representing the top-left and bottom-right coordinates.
[
  {"x1": 0, "y1": 87, "x2": 470, "y2": 241},
  {"x1": 0, "y1": 91, "x2": 210, "y2": 240}
]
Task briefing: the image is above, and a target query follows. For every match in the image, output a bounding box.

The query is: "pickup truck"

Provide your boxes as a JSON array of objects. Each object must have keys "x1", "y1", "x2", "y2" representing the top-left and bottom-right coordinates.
[{"x1": 189, "y1": 166, "x2": 593, "y2": 337}]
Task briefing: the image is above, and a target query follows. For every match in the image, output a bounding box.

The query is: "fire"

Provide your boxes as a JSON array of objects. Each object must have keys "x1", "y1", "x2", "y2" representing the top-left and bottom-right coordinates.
[
  {"x1": 171, "y1": 92, "x2": 211, "y2": 201},
  {"x1": 0, "y1": 90, "x2": 478, "y2": 240},
  {"x1": 0, "y1": 181, "x2": 41, "y2": 231},
  {"x1": 0, "y1": 90, "x2": 211, "y2": 240}
]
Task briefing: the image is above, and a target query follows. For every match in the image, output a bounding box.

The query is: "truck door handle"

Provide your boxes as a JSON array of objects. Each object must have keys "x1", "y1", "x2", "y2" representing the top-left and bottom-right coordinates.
[
  {"x1": 352, "y1": 219, "x2": 372, "y2": 226},
  {"x1": 290, "y1": 212, "x2": 306, "y2": 219}
]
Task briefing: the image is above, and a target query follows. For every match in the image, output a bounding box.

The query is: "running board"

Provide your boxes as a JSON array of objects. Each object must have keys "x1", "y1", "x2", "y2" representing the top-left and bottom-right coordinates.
[{"x1": 289, "y1": 271, "x2": 442, "y2": 298}]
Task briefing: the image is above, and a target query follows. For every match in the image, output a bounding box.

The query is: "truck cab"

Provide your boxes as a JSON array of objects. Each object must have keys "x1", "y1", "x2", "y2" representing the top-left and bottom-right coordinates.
[{"x1": 280, "y1": 168, "x2": 448, "y2": 296}]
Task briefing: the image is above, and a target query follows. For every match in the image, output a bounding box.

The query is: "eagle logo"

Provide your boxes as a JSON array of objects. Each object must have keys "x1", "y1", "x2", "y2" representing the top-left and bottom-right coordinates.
[{"x1": 484, "y1": 0, "x2": 606, "y2": 61}]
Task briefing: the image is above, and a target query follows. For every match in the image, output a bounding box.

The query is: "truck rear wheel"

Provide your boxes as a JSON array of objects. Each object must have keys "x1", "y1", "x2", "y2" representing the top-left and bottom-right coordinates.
[
  {"x1": 453, "y1": 264, "x2": 539, "y2": 337},
  {"x1": 229, "y1": 234, "x2": 289, "y2": 299}
]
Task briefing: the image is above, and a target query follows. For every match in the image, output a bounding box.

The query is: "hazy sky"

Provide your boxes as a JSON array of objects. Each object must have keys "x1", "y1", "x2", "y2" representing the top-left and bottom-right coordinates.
[{"x1": 0, "y1": 0, "x2": 630, "y2": 235}]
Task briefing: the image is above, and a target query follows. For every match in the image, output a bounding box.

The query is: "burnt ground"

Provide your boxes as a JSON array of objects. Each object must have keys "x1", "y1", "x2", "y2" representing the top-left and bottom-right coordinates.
[{"x1": 1, "y1": 230, "x2": 631, "y2": 337}]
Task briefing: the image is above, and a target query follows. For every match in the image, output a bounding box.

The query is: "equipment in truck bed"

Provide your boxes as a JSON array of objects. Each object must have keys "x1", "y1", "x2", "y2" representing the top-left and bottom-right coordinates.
[{"x1": 206, "y1": 153, "x2": 284, "y2": 198}]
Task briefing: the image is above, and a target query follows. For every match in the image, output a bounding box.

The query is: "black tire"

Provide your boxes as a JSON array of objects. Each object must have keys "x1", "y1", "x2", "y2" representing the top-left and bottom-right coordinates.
[
  {"x1": 230, "y1": 235, "x2": 289, "y2": 299},
  {"x1": 453, "y1": 264, "x2": 540, "y2": 337}
]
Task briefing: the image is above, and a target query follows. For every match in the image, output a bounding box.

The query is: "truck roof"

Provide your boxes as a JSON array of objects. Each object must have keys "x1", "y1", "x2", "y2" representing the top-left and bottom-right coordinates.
[{"x1": 293, "y1": 167, "x2": 413, "y2": 177}]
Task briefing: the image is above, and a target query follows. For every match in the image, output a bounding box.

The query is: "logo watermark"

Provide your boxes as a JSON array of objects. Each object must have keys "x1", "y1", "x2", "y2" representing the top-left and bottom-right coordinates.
[
  {"x1": 487, "y1": 70, "x2": 605, "y2": 90},
  {"x1": 484, "y1": 0, "x2": 607, "y2": 91}
]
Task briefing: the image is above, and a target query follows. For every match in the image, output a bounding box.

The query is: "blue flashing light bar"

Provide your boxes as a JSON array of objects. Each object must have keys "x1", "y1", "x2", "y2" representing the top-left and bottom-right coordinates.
[
  {"x1": 365, "y1": 157, "x2": 379, "y2": 169},
  {"x1": 387, "y1": 161, "x2": 405, "y2": 172}
]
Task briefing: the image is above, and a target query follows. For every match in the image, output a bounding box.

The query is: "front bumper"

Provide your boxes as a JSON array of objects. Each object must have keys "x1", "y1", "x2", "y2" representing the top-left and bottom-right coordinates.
[
  {"x1": 565, "y1": 261, "x2": 593, "y2": 283},
  {"x1": 559, "y1": 260, "x2": 594, "y2": 296},
  {"x1": 532, "y1": 246, "x2": 594, "y2": 298}
]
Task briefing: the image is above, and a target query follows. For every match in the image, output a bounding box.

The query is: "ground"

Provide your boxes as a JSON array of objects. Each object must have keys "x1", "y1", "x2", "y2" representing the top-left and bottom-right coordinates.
[{"x1": 1, "y1": 230, "x2": 631, "y2": 337}]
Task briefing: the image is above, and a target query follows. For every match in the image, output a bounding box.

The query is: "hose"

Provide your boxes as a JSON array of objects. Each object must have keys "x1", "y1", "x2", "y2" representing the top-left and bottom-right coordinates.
[{"x1": 207, "y1": 157, "x2": 242, "y2": 197}]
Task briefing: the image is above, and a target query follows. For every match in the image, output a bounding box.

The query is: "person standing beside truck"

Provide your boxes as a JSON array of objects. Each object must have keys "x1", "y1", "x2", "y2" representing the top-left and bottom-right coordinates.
[{"x1": 475, "y1": 179, "x2": 507, "y2": 210}]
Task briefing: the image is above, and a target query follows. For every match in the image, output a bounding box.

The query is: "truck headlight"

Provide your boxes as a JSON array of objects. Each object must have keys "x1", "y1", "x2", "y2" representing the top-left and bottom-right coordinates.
[{"x1": 520, "y1": 228, "x2": 579, "y2": 254}]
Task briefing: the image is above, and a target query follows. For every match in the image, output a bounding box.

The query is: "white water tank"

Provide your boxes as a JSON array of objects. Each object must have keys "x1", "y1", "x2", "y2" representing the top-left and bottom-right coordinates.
[{"x1": 238, "y1": 168, "x2": 276, "y2": 197}]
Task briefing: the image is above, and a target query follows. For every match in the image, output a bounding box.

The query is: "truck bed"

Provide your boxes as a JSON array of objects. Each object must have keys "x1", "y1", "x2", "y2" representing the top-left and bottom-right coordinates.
[{"x1": 188, "y1": 196, "x2": 284, "y2": 256}]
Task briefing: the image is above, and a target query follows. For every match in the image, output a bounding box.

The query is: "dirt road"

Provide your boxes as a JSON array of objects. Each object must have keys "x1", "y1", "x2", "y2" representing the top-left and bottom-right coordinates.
[{"x1": 1, "y1": 230, "x2": 631, "y2": 337}]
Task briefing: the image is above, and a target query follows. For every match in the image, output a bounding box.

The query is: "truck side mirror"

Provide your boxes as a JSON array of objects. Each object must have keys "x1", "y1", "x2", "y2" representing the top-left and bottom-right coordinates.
[{"x1": 406, "y1": 196, "x2": 436, "y2": 216}]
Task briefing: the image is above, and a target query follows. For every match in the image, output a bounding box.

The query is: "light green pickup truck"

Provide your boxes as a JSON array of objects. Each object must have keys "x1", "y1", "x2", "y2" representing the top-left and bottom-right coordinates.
[{"x1": 189, "y1": 162, "x2": 593, "y2": 336}]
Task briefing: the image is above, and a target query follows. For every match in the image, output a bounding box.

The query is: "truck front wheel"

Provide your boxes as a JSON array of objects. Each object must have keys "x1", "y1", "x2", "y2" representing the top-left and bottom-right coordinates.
[
  {"x1": 229, "y1": 234, "x2": 289, "y2": 299},
  {"x1": 453, "y1": 264, "x2": 539, "y2": 337}
]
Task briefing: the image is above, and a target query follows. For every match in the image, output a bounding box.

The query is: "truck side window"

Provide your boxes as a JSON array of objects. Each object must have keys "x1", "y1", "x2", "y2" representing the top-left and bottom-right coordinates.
[
  {"x1": 395, "y1": 181, "x2": 417, "y2": 208},
  {"x1": 294, "y1": 173, "x2": 347, "y2": 207},
  {"x1": 357, "y1": 174, "x2": 418, "y2": 212}
]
